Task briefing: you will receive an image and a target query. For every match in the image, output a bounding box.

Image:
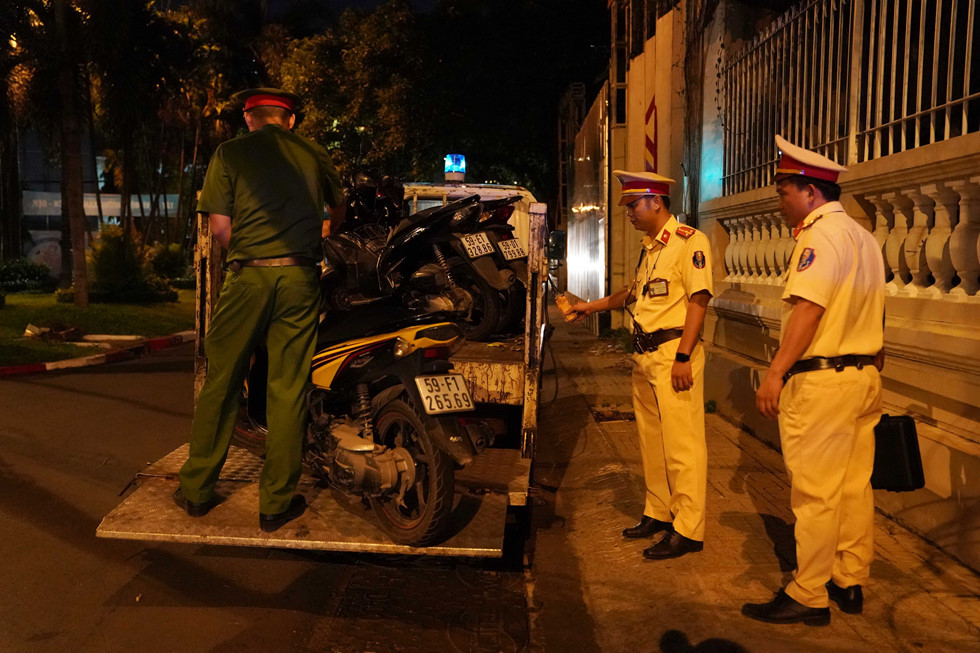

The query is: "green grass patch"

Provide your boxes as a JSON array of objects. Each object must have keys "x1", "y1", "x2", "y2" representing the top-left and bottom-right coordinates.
[{"x1": 0, "y1": 289, "x2": 195, "y2": 366}]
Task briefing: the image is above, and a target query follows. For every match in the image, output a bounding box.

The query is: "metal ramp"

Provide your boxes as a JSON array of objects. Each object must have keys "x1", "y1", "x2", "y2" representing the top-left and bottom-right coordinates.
[{"x1": 96, "y1": 444, "x2": 529, "y2": 558}]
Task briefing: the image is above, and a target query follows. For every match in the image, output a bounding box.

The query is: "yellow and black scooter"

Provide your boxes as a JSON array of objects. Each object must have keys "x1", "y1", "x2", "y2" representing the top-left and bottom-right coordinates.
[{"x1": 233, "y1": 303, "x2": 494, "y2": 547}]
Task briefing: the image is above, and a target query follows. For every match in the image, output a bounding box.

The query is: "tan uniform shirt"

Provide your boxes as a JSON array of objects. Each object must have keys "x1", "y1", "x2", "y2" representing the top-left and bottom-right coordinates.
[
  {"x1": 781, "y1": 201, "x2": 885, "y2": 357},
  {"x1": 631, "y1": 216, "x2": 714, "y2": 333}
]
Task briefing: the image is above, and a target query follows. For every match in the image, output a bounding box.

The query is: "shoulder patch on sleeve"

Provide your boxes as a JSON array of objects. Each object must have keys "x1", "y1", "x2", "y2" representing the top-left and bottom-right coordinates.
[
  {"x1": 693, "y1": 251, "x2": 706, "y2": 269},
  {"x1": 797, "y1": 247, "x2": 816, "y2": 271},
  {"x1": 675, "y1": 225, "x2": 696, "y2": 239}
]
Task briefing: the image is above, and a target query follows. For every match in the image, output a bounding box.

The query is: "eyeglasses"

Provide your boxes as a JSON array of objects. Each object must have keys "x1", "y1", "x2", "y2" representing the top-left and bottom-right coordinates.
[{"x1": 625, "y1": 198, "x2": 645, "y2": 212}]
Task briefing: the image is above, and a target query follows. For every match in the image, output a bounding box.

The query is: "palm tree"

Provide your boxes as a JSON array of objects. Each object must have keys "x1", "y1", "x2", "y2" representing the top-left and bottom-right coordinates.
[
  {"x1": 6, "y1": 1, "x2": 89, "y2": 304},
  {"x1": 53, "y1": 0, "x2": 89, "y2": 305},
  {"x1": 1, "y1": 3, "x2": 26, "y2": 260},
  {"x1": 86, "y1": 0, "x2": 180, "y2": 238}
]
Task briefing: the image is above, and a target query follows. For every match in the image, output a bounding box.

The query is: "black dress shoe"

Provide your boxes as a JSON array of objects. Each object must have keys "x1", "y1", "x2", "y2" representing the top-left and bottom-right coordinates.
[
  {"x1": 622, "y1": 516, "x2": 672, "y2": 538},
  {"x1": 642, "y1": 530, "x2": 703, "y2": 559},
  {"x1": 741, "y1": 589, "x2": 830, "y2": 626},
  {"x1": 259, "y1": 495, "x2": 307, "y2": 533},
  {"x1": 826, "y1": 580, "x2": 863, "y2": 614},
  {"x1": 172, "y1": 488, "x2": 215, "y2": 517}
]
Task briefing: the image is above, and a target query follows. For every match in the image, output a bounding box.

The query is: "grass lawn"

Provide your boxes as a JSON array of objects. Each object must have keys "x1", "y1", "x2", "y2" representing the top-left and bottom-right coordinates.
[{"x1": 0, "y1": 289, "x2": 195, "y2": 366}]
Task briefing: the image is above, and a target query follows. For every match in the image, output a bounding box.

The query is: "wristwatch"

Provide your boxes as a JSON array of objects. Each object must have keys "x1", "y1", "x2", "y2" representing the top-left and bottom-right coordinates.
[{"x1": 674, "y1": 352, "x2": 691, "y2": 363}]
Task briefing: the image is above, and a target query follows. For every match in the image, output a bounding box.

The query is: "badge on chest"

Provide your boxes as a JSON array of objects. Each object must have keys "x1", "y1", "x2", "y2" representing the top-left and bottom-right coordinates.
[{"x1": 643, "y1": 277, "x2": 670, "y2": 297}]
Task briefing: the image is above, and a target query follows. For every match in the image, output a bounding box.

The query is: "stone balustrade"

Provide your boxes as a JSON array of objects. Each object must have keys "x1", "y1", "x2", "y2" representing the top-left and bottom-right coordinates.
[{"x1": 718, "y1": 175, "x2": 980, "y2": 301}]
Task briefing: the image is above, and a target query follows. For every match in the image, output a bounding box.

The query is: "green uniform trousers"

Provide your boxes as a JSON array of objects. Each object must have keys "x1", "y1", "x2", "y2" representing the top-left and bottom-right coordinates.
[{"x1": 179, "y1": 265, "x2": 319, "y2": 515}]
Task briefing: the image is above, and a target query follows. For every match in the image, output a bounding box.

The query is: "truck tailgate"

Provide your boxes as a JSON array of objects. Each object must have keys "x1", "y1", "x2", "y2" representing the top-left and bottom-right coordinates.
[{"x1": 97, "y1": 444, "x2": 530, "y2": 558}]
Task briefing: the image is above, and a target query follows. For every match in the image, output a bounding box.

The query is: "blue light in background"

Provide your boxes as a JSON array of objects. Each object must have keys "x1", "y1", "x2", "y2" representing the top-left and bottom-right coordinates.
[
  {"x1": 700, "y1": 139, "x2": 724, "y2": 201},
  {"x1": 444, "y1": 154, "x2": 466, "y2": 174}
]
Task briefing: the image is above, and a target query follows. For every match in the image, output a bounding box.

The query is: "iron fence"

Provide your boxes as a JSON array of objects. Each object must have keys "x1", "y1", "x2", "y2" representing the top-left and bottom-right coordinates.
[{"x1": 721, "y1": 0, "x2": 979, "y2": 195}]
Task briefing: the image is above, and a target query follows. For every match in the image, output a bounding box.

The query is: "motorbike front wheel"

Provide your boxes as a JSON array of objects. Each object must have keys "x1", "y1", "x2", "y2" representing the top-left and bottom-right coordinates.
[{"x1": 371, "y1": 398, "x2": 456, "y2": 546}]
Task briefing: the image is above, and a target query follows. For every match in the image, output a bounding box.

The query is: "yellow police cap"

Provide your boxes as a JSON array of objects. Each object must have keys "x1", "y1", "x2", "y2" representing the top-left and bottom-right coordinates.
[
  {"x1": 614, "y1": 170, "x2": 675, "y2": 206},
  {"x1": 774, "y1": 135, "x2": 847, "y2": 183}
]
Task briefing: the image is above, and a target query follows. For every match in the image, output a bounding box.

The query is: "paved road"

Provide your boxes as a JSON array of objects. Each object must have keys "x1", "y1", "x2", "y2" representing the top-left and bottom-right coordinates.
[
  {"x1": 9, "y1": 319, "x2": 974, "y2": 652},
  {"x1": 0, "y1": 345, "x2": 531, "y2": 653}
]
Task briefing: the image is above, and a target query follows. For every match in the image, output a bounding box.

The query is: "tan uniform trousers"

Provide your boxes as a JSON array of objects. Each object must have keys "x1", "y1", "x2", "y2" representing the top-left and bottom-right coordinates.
[
  {"x1": 631, "y1": 339, "x2": 707, "y2": 541},
  {"x1": 779, "y1": 365, "x2": 882, "y2": 608}
]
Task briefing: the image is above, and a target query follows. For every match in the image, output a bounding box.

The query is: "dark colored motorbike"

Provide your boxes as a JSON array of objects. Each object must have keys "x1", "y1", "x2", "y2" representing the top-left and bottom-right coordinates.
[
  {"x1": 321, "y1": 180, "x2": 507, "y2": 341},
  {"x1": 480, "y1": 196, "x2": 529, "y2": 333},
  {"x1": 233, "y1": 303, "x2": 495, "y2": 546}
]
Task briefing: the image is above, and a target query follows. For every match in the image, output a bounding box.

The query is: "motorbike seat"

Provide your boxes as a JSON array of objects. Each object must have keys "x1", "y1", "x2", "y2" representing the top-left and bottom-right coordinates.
[{"x1": 387, "y1": 195, "x2": 482, "y2": 242}]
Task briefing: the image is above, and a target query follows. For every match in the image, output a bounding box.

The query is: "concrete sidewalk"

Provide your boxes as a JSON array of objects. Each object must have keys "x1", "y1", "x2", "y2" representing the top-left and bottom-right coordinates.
[{"x1": 529, "y1": 309, "x2": 980, "y2": 652}]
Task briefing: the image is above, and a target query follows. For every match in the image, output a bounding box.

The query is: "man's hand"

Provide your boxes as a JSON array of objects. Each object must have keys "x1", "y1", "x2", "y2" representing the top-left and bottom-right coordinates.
[
  {"x1": 671, "y1": 361, "x2": 694, "y2": 392},
  {"x1": 569, "y1": 301, "x2": 590, "y2": 322},
  {"x1": 756, "y1": 371, "x2": 784, "y2": 419}
]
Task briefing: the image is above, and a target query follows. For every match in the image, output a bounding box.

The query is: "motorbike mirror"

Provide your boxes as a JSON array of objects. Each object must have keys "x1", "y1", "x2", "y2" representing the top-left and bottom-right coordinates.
[{"x1": 547, "y1": 230, "x2": 567, "y2": 260}]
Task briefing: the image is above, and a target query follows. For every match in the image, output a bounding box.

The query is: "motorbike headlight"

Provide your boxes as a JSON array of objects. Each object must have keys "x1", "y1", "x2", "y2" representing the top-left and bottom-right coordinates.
[{"x1": 393, "y1": 337, "x2": 413, "y2": 358}]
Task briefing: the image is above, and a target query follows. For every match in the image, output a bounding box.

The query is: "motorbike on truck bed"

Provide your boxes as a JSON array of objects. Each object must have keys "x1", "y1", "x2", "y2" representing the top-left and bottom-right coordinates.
[
  {"x1": 233, "y1": 302, "x2": 496, "y2": 546},
  {"x1": 95, "y1": 199, "x2": 549, "y2": 557},
  {"x1": 321, "y1": 183, "x2": 509, "y2": 341}
]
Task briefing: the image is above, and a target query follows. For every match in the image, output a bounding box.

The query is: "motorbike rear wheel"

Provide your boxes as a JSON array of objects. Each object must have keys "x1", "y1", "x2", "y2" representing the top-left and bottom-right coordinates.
[
  {"x1": 371, "y1": 398, "x2": 455, "y2": 546},
  {"x1": 450, "y1": 264, "x2": 502, "y2": 342},
  {"x1": 496, "y1": 283, "x2": 526, "y2": 334}
]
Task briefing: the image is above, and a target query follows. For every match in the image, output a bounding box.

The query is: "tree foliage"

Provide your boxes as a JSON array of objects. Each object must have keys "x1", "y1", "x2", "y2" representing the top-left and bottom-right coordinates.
[
  {"x1": 2, "y1": 0, "x2": 608, "y2": 279},
  {"x1": 280, "y1": 0, "x2": 434, "y2": 179}
]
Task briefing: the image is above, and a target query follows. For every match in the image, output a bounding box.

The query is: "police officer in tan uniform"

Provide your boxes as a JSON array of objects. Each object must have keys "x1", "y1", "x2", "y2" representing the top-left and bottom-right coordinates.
[
  {"x1": 742, "y1": 136, "x2": 884, "y2": 626},
  {"x1": 570, "y1": 171, "x2": 713, "y2": 560}
]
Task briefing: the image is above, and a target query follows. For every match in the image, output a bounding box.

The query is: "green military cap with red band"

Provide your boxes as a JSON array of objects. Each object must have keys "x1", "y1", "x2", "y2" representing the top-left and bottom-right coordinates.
[{"x1": 232, "y1": 87, "x2": 301, "y2": 112}]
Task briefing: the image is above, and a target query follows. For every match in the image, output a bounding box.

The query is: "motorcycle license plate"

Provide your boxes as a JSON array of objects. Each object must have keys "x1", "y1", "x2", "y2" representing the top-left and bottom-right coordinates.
[
  {"x1": 461, "y1": 232, "x2": 495, "y2": 258},
  {"x1": 497, "y1": 237, "x2": 526, "y2": 260},
  {"x1": 415, "y1": 375, "x2": 474, "y2": 414}
]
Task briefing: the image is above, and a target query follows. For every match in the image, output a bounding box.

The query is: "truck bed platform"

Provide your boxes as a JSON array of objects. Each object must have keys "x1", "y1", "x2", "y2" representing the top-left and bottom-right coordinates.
[
  {"x1": 451, "y1": 336, "x2": 526, "y2": 405},
  {"x1": 96, "y1": 444, "x2": 530, "y2": 558}
]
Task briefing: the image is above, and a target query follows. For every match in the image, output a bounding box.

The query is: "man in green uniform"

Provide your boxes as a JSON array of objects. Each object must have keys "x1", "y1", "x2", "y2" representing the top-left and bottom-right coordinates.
[{"x1": 174, "y1": 88, "x2": 344, "y2": 532}]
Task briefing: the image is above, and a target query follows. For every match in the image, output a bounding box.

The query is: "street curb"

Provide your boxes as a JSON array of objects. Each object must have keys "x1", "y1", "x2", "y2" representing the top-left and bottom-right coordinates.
[{"x1": 0, "y1": 330, "x2": 195, "y2": 378}]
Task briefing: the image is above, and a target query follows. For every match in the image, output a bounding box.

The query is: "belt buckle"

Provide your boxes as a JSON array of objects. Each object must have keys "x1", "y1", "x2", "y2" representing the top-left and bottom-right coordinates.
[{"x1": 632, "y1": 333, "x2": 656, "y2": 354}]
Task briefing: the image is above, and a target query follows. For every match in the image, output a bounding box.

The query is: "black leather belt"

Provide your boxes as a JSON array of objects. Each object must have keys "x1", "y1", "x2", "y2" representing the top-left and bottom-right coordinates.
[
  {"x1": 632, "y1": 326, "x2": 685, "y2": 354},
  {"x1": 227, "y1": 256, "x2": 319, "y2": 272},
  {"x1": 783, "y1": 355, "x2": 877, "y2": 383}
]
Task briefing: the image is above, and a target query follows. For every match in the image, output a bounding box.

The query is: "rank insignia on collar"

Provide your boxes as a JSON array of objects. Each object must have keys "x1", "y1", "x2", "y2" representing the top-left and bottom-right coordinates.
[
  {"x1": 676, "y1": 225, "x2": 696, "y2": 238},
  {"x1": 693, "y1": 250, "x2": 706, "y2": 269},
  {"x1": 660, "y1": 229, "x2": 671, "y2": 244},
  {"x1": 797, "y1": 247, "x2": 816, "y2": 271}
]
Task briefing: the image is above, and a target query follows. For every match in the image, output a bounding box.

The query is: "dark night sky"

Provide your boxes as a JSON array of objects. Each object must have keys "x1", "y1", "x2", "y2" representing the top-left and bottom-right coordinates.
[{"x1": 268, "y1": 0, "x2": 439, "y2": 15}]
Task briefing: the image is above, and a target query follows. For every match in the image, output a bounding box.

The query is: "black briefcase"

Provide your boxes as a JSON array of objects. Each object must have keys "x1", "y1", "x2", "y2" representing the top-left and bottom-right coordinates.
[{"x1": 871, "y1": 414, "x2": 925, "y2": 492}]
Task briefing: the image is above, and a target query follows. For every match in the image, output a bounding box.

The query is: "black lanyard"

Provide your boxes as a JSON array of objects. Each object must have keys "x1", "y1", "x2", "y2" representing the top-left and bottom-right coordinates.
[{"x1": 625, "y1": 242, "x2": 664, "y2": 323}]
